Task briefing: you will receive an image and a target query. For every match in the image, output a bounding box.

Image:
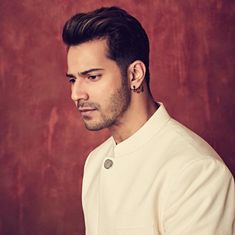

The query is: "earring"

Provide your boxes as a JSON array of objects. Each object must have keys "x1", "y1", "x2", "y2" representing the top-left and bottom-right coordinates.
[{"x1": 131, "y1": 85, "x2": 144, "y2": 93}]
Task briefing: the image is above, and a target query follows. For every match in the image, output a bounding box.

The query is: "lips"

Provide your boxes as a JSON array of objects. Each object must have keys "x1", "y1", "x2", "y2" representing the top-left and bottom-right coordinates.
[{"x1": 78, "y1": 107, "x2": 97, "y2": 113}]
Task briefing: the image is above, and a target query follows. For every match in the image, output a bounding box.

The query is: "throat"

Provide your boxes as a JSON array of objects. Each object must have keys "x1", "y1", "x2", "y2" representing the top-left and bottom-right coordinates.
[{"x1": 110, "y1": 102, "x2": 159, "y2": 144}]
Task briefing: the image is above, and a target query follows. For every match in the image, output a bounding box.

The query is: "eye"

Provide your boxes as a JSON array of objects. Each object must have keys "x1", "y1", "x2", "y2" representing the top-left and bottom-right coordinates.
[
  {"x1": 87, "y1": 75, "x2": 101, "y2": 81},
  {"x1": 69, "y1": 78, "x2": 75, "y2": 84}
]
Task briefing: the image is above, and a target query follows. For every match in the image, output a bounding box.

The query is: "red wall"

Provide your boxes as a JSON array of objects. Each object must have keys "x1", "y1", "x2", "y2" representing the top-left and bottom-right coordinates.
[{"x1": 1, "y1": 1, "x2": 234, "y2": 234}]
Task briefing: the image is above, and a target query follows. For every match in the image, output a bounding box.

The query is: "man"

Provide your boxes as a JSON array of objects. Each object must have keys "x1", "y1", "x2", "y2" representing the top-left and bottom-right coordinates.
[{"x1": 62, "y1": 6, "x2": 235, "y2": 235}]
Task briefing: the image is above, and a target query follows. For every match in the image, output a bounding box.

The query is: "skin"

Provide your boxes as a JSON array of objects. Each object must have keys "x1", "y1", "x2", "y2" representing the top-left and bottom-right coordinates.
[{"x1": 66, "y1": 39, "x2": 158, "y2": 144}]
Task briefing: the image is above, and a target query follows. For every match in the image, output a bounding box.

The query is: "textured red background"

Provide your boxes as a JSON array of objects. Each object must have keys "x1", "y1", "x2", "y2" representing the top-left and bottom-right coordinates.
[{"x1": 1, "y1": 1, "x2": 235, "y2": 234}]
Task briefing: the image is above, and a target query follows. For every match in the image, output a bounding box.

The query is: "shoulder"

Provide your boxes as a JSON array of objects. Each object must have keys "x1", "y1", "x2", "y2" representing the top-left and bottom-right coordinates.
[
  {"x1": 160, "y1": 117, "x2": 222, "y2": 161},
  {"x1": 155, "y1": 117, "x2": 234, "y2": 202}
]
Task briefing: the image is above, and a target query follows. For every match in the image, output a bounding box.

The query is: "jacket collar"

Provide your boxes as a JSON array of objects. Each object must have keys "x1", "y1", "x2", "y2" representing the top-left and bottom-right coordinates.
[{"x1": 111, "y1": 103, "x2": 171, "y2": 157}]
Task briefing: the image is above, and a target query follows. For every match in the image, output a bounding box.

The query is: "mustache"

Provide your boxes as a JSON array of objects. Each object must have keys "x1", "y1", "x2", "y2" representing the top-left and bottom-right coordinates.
[{"x1": 77, "y1": 101, "x2": 99, "y2": 109}]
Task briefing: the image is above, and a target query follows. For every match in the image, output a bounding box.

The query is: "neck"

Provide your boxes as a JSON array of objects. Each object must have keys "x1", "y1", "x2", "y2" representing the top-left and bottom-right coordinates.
[{"x1": 109, "y1": 86, "x2": 158, "y2": 144}]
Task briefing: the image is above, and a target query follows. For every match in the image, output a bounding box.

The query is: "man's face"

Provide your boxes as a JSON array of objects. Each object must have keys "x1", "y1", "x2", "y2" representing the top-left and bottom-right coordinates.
[{"x1": 66, "y1": 39, "x2": 131, "y2": 131}]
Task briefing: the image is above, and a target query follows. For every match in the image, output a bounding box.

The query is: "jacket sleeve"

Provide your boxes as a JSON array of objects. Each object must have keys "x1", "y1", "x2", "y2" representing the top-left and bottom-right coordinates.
[{"x1": 162, "y1": 158, "x2": 235, "y2": 235}]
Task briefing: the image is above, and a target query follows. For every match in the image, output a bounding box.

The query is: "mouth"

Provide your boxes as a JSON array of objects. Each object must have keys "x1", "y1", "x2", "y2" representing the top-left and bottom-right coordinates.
[{"x1": 78, "y1": 107, "x2": 97, "y2": 115}]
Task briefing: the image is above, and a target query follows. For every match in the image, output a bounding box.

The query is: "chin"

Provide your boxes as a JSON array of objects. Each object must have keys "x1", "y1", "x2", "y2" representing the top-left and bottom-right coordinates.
[
  {"x1": 85, "y1": 126, "x2": 105, "y2": 131},
  {"x1": 84, "y1": 119, "x2": 115, "y2": 131},
  {"x1": 84, "y1": 122, "x2": 106, "y2": 131}
]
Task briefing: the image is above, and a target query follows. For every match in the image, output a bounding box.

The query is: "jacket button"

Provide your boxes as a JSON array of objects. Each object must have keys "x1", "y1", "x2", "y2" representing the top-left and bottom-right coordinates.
[{"x1": 104, "y1": 159, "x2": 113, "y2": 169}]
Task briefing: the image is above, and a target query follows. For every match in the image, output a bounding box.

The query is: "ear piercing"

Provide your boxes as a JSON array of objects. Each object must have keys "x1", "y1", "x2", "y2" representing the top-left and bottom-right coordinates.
[{"x1": 131, "y1": 85, "x2": 144, "y2": 93}]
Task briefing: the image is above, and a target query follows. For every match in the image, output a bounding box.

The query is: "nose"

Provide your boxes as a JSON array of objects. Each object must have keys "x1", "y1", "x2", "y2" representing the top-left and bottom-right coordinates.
[{"x1": 71, "y1": 79, "x2": 89, "y2": 103}]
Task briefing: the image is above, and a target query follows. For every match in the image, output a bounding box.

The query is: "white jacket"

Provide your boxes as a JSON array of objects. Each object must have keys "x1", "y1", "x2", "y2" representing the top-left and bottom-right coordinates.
[{"x1": 82, "y1": 103, "x2": 235, "y2": 235}]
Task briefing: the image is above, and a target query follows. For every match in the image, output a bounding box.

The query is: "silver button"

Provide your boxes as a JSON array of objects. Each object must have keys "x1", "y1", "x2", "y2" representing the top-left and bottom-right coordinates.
[{"x1": 104, "y1": 159, "x2": 113, "y2": 169}]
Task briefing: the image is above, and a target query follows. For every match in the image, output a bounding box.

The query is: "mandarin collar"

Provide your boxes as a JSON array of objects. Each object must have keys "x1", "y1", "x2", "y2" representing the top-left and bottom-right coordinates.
[{"x1": 111, "y1": 103, "x2": 171, "y2": 157}]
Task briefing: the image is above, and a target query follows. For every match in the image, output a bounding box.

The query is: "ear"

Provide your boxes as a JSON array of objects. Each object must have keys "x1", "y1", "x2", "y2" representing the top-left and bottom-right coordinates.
[{"x1": 128, "y1": 60, "x2": 146, "y2": 89}]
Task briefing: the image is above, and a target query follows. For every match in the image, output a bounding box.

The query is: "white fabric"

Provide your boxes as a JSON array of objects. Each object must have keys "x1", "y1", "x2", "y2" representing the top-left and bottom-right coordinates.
[{"x1": 82, "y1": 103, "x2": 235, "y2": 235}]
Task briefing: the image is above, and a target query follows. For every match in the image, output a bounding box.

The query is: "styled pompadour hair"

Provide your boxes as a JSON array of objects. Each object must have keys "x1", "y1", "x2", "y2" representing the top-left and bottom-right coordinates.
[{"x1": 62, "y1": 6, "x2": 150, "y2": 84}]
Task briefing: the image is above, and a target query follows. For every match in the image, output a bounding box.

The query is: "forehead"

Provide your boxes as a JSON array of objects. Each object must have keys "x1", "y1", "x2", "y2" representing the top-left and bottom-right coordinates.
[{"x1": 67, "y1": 39, "x2": 111, "y2": 74}]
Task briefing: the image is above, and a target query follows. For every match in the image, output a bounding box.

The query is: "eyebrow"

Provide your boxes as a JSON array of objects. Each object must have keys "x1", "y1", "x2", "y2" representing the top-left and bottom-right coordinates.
[{"x1": 66, "y1": 68, "x2": 104, "y2": 78}]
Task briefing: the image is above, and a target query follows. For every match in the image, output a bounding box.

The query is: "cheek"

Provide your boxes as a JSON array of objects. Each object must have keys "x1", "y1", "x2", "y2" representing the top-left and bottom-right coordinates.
[{"x1": 91, "y1": 77, "x2": 122, "y2": 100}]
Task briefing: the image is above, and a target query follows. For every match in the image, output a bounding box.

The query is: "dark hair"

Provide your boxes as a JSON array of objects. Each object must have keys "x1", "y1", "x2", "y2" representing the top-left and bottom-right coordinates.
[{"x1": 62, "y1": 6, "x2": 150, "y2": 85}]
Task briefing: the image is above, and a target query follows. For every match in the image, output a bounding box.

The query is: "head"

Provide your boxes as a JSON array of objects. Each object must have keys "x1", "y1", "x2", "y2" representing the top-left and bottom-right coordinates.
[
  {"x1": 62, "y1": 6, "x2": 150, "y2": 84},
  {"x1": 62, "y1": 7, "x2": 150, "y2": 131}
]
